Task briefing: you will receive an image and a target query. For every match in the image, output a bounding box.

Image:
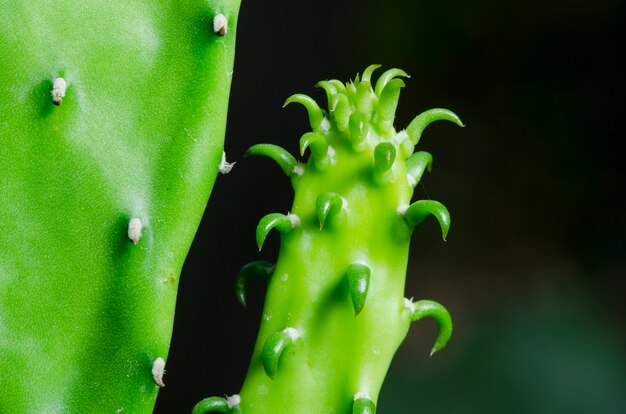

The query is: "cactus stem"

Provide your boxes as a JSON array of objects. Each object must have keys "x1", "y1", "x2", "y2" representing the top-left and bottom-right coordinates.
[
  {"x1": 127, "y1": 217, "x2": 143, "y2": 245},
  {"x1": 51, "y1": 77, "x2": 66, "y2": 106},
  {"x1": 262, "y1": 327, "x2": 300, "y2": 379},
  {"x1": 151, "y1": 357, "x2": 166, "y2": 387},
  {"x1": 235, "y1": 261, "x2": 275, "y2": 309},
  {"x1": 219, "y1": 152, "x2": 235, "y2": 174},
  {"x1": 237, "y1": 66, "x2": 461, "y2": 413},
  {"x1": 213, "y1": 13, "x2": 228, "y2": 36}
]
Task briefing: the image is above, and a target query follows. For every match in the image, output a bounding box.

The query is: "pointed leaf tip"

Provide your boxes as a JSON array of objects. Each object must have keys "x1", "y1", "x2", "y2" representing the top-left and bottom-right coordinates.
[
  {"x1": 347, "y1": 264, "x2": 371, "y2": 316},
  {"x1": 406, "y1": 108, "x2": 464, "y2": 146},
  {"x1": 284, "y1": 93, "x2": 324, "y2": 130},
  {"x1": 355, "y1": 78, "x2": 377, "y2": 115},
  {"x1": 331, "y1": 93, "x2": 350, "y2": 131},
  {"x1": 191, "y1": 396, "x2": 230, "y2": 414},
  {"x1": 262, "y1": 328, "x2": 299, "y2": 379},
  {"x1": 349, "y1": 111, "x2": 370, "y2": 147},
  {"x1": 256, "y1": 213, "x2": 297, "y2": 251},
  {"x1": 375, "y1": 78, "x2": 405, "y2": 131},
  {"x1": 404, "y1": 200, "x2": 451, "y2": 240},
  {"x1": 374, "y1": 67, "x2": 410, "y2": 97},
  {"x1": 406, "y1": 151, "x2": 433, "y2": 188},
  {"x1": 235, "y1": 261, "x2": 274, "y2": 309},
  {"x1": 316, "y1": 192, "x2": 345, "y2": 229},
  {"x1": 316, "y1": 80, "x2": 337, "y2": 107},
  {"x1": 361, "y1": 64, "x2": 382, "y2": 83},
  {"x1": 408, "y1": 299, "x2": 453, "y2": 355},
  {"x1": 300, "y1": 132, "x2": 331, "y2": 170},
  {"x1": 353, "y1": 395, "x2": 376, "y2": 414},
  {"x1": 245, "y1": 144, "x2": 298, "y2": 177},
  {"x1": 328, "y1": 79, "x2": 347, "y2": 95},
  {"x1": 374, "y1": 142, "x2": 397, "y2": 172}
]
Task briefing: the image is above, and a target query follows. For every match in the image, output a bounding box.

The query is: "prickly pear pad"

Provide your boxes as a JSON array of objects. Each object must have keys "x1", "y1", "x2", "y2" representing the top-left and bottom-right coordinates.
[{"x1": 0, "y1": 1, "x2": 240, "y2": 412}]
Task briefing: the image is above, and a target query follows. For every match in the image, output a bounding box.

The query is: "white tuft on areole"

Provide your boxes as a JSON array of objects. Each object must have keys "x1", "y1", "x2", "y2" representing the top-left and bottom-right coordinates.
[
  {"x1": 320, "y1": 117, "x2": 331, "y2": 131},
  {"x1": 407, "y1": 174, "x2": 417, "y2": 188},
  {"x1": 396, "y1": 204, "x2": 409, "y2": 215},
  {"x1": 219, "y1": 151, "x2": 235, "y2": 174},
  {"x1": 51, "y1": 77, "x2": 67, "y2": 106},
  {"x1": 292, "y1": 163, "x2": 305, "y2": 176},
  {"x1": 327, "y1": 145, "x2": 336, "y2": 164},
  {"x1": 287, "y1": 213, "x2": 301, "y2": 228},
  {"x1": 403, "y1": 297, "x2": 416, "y2": 313},
  {"x1": 127, "y1": 218, "x2": 143, "y2": 245},
  {"x1": 226, "y1": 394, "x2": 241, "y2": 408},
  {"x1": 213, "y1": 14, "x2": 228, "y2": 35},
  {"x1": 151, "y1": 357, "x2": 166, "y2": 387},
  {"x1": 354, "y1": 392, "x2": 371, "y2": 400},
  {"x1": 283, "y1": 327, "x2": 300, "y2": 341},
  {"x1": 395, "y1": 130, "x2": 409, "y2": 143}
]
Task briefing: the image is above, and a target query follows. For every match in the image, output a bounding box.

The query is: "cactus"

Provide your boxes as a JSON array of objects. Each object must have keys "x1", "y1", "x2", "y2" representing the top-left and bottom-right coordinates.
[
  {"x1": 0, "y1": 1, "x2": 240, "y2": 413},
  {"x1": 193, "y1": 66, "x2": 463, "y2": 412}
]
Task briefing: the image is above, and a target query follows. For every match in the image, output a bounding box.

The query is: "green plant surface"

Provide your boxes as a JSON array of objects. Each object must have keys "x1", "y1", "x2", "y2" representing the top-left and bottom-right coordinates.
[
  {"x1": 193, "y1": 66, "x2": 462, "y2": 413},
  {"x1": 0, "y1": 1, "x2": 240, "y2": 412}
]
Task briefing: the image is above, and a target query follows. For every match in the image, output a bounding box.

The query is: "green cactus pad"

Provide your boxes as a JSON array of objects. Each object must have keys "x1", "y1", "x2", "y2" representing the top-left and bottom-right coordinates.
[{"x1": 0, "y1": 1, "x2": 240, "y2": 412}]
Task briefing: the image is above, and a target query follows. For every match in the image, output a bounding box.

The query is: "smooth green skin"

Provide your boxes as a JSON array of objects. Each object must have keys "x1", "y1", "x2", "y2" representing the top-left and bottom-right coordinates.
[
  {"x1": 237, "y1": 67, "x2": 459, "y2": 413},
  {"x1": 0, "y1": 1, "x2": 240, "y2": 412}
]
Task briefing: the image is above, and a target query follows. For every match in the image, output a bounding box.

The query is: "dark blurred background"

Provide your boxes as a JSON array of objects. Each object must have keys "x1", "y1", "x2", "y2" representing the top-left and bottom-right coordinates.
[{"x1": 156, "y1": 0, "x2": 625, "y2": 412}]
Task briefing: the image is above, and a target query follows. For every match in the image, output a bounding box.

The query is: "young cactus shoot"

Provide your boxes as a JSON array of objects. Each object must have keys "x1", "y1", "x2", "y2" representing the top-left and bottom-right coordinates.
[{"x1": 194, "y1": 65, "x2": 463, "y2": 413}]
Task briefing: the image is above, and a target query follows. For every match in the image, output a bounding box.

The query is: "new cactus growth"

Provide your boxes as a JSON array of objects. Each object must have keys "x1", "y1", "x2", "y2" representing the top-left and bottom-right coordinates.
[
  {"x1": 194, "y1": 66, "x2": 463, "y2": 413},
  {"x1": 0, "y1": 1, "x2": 240, "y2": 412}
]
